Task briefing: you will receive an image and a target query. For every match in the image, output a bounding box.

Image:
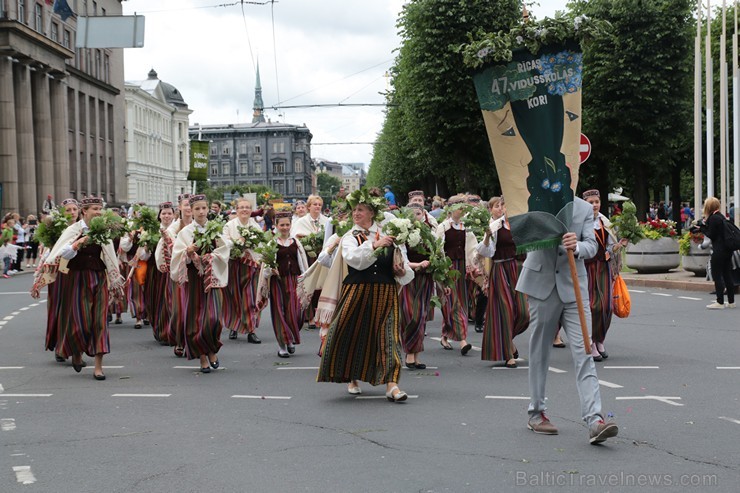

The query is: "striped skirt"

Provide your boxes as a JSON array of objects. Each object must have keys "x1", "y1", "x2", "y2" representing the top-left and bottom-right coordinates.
[
  {"x1": 269, "y1": 274, "x2": 303, "y2": 347},
  {"x1": 481, "y1": 258, "x2": 530, "y2": 361},
  {"x1": 318, "y1": 282, "x2": 402, "y2": 386},
  {"x1": 467, "y1": 278, "x2": 481, "y2": 319},
  {"x1": 55, "y1": 269, "x2": 110, "y2": 358},
  {"x1": 221, "y1": 259, "x2": 260, "y2": 334},
  {"x1": 44, "y1": 279, "x2": 61, "y2": 354},
  {"x1": 184, "y1": 266, "x2": 223, "y2": 360},
  {"x1": 441, "y1": 258, "x2": 468, "y2": 341},
  {"x1": 166, "y1": 283, "x2": 187, "y2": 348},
  {"x1": 586, "y1": 259, "x2": 613, "y2": 344},
  {"x1": 145, "y1": 265, "x2": 171, "y2": 343},
  {"x1": 400, "y1": 272, "x2": 434, "y2": 354},
  {"x1": 128, "y1": 274, "x2": 147, "y2": 320}
]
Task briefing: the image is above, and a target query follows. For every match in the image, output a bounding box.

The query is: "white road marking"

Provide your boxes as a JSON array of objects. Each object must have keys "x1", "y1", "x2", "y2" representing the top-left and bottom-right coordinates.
[
  {"x1": 603, "y1": 366, "x2": 659, "y2": 369},
  {"x1": 402, "y1": 366, "x2": 439, "y2": 370},
  {"x1": 615, "y1": 396, "x2": 683, "y2": 406},
  {"x1": 355, "y1": 395, "x2": 419, "y2": 400},
  {"x1": 629, "y1": 289, "x2": 646, "y2": 293},
  {"x1": 719, "y1": 416, "x2": 740, "y2": 425},
  {"x1": 651, "y1": 293, "x2": 672, "y2": 297},
  {"x1": 548, "y1": 366, "x2": 567, "y2": 373},
  {"x1": 112, "y1": 394, "x2": 171, "y2": 398},
  {"x1": 1, "y1": 292, "x2": 42, "y2": 295},
  {"x1": 275, "y1": 366, "x2": 319, "y2": 370},
  {"x1": 11, "y1": 311, "x2": 20, "y2": 315},
  {"x1": 1, "y1": 418, "x2": 16, "y2": 431},
  {"x1": 0, "y1": 394, "x2": 52, "y2": 397},
  {"x1": 231, "y1": 395, "x2": 292, "y2": 400},
  {"x1": 0, "y1": 321, "x2": 6, "y2": 325},
  {"x1": 13, "y1": 466, "x2": 37, "y2": 485},
  {"x1": 3, "y1": 316, "x2": 13, "y2": 320},
  {"x1": 172, "y1": 366, "x2": 226, "y2": 370},
  {"x1": 82, "y1": 366, "x2": 124, "y2": 370},
  {"x1": 678, "y1": 296, "x2": 703, "y2": 301},
  {"x1": 19, "y1": 307, "x2": 29, "y2": 311},
  {"x1": 0, "y1": 384, "x2": 3, "y2": 392},
  {"x1": 485, "y1": 396, "x2": 530, "y2": 400},
  {"x1": 29, "y1": 303, "x2": 39, "y2": 307},
  {"x1": 598, "y1": 380, "x2": 624, "y2": 389},
  {"x1": 39, "y1": 300, "x2": 47, "y2": 303},
  {"x1": 0, "y1": 367, "x2": 25, "y2": 370},
  {"x1": 716, "y1": 367, "x2": 740, "y2": 370},
  {"x1": 10, "y1": 453, "x2": 26, "y2": 457}
]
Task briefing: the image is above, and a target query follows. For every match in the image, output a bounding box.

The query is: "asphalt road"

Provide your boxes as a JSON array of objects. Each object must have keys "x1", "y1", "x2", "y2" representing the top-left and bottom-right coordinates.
[{"x1": 0, "y1": 272, "x2": 738, "y2": 492}]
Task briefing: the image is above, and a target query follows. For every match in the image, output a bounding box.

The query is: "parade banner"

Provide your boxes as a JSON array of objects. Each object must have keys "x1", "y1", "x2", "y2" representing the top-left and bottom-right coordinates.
[
  {"x1": 188, "y1": 140, "x2": 210, "y2": 181},
  {"x1": 472, "y1": 43, "x2": 582, "y2": 252}
]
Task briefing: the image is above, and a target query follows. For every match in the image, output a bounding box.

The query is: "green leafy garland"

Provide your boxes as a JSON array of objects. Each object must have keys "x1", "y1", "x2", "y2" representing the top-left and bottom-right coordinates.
[
  {"x1": 458, "y1": 14, "x2": 612, "y2": 69},
  {"x1": 132, "y1": 205, "x2": 159, "y2": 234},
  {"x1": 35, "y1": 208, "x2": 72, "y2": 247},
  {"x1": 345, "y1": 188, "x2": 386, "y2": 222},
  {"x1": 193, "y1": 217, "x2": 225, "y2": 254},
  {"x1": 86, "y1": 210, "x2": 129, "y2": 246}
]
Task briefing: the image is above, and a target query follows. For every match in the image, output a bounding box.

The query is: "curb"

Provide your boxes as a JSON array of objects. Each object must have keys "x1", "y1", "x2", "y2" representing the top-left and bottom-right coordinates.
[{"x1": 621, "y1": 276, "x2": 714, "y2": 293}]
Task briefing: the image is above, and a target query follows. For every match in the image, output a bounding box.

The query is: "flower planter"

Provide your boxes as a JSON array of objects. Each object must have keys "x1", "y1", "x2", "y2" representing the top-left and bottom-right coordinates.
[
  {"x1": 625, "y1": 237, "x2": 680, "y2": 274},
  {"x1": 682, "y1": 242, "x2": 710, "y2": 277}
]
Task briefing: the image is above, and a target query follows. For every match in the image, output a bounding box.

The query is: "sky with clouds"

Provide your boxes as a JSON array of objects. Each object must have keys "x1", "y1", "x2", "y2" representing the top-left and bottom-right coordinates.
[{"x1": 122, "y1": 0, "x2": 569, "y2": 167}]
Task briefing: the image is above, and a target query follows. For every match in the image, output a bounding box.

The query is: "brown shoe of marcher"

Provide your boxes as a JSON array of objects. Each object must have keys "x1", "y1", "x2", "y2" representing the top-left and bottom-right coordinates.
[
  {"x1": 527, "y1": 412, "x2": 558, "y2": 435},
  {"x1": 589, "y1": 419, "x2": 618, "y2": 444}
]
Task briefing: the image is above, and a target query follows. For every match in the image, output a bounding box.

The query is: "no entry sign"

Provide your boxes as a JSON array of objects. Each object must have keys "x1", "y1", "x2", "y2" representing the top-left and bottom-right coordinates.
[{"x1": 580, "y1": 133, "x2": 591, "y2": 164}]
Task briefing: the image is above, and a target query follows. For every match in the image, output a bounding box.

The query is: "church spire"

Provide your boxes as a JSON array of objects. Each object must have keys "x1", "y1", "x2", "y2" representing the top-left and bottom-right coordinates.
[{"x1": 252, "y1": 62, "x2": 266, "y2": 123}]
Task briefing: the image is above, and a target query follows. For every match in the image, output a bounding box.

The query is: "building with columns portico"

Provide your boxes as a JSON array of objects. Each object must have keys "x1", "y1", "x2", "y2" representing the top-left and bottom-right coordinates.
[{"x1": 0, "y1": 0, "x2": 126, "y2": 219}]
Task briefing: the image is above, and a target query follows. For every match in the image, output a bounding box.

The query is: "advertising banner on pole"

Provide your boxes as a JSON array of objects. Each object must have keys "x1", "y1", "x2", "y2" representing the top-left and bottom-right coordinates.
[{"x1": 188, "y1": 140, "x2": 210, "y2": 182}]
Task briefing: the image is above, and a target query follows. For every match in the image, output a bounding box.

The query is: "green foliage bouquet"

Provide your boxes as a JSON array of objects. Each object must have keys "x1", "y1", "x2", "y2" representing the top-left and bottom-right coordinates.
[
  {"x1": 300, "y1": 228, "x2": 324, "y2": 259},
  {"x1": 462, "y1": 205, "x2": 492, "y2": 241},
  {"x1": 255, "y1": 234, "x2": 278, "y2": 269},
  {"x1": 86, "y1": 210, "x2": 129, "y2": 246},
  {"x1": 375, "y1": 217, "x2": 422, "y2": 257},
  {"x1": 132, "y1": 205, "x2": 159, "y2": 234},
  {"x1": 138, "y1": 230, "x2": 161, "y2": 252},
  {"x1": 35, "y1": 208, "x2": 72, "y2": 247},
  {"x1": 230, "y1": 225, "x2": 266, "y2": 260},
  {"x1": 611, "y1": 201, "x2": 644, "y2": 244},
  {"x1": 193, "y1": 217, "x2": 225, "y2": 254}
]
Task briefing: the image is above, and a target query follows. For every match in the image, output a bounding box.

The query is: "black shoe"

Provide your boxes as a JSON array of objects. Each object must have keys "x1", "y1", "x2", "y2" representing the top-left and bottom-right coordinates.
[
  {"x1": 277, "y1": 349, "x2": 290, "y2": 358},
  {"x1": 93, "y1": 373, "x2": 106, "y2": 381},
  {"x1": 229, "y1": 330, "x2": 238, "y2": 340},
  {"x1": 247, "y1": 333, "x2": 261, "y2": 344},
  {"x1": 200, "y1": 366, "x2": 211, "y2": 373},
  {"x1": 107, "y1": 313, "x2": 112, "y2": 322},
  {"x1": 143, "y1": 319, "x2": 150, "y2": 326},
  {"x1": 287, "y1": 345, "x2": 296, "y2": 354},
  {"x1": 72, "y1": 359, "x2": 83, "y2": 373},
  {"x1": 474, "y1": 324, "x2": 483, "y2": 333},
  {"x1": 405, "y1": 361, "x2": 417, "y2": 369},
  {"x1": 513, "y1": 349, "x2": 519, "y2": 359},
  {"x1": 461, "y1": 343, "x2": 472, "y2": 356},
  {"x1": 414, "y1": 362, "x2": 427, "y2": 370},
  {"x1": 114, "y1": 318, "x2": 123, "y2": 325},
  {"x1": 307, "y1": 324, "x2": 317, "y2": 331},
  {"x1": 134, "y1": 323, "x2": 142, "y2": 329},
  {"x1": 210, "y1": 358, "x2": 220, "y2": 370},
  {"x1": 55, "y1": 355, "x2": 65, "y2": 363}
]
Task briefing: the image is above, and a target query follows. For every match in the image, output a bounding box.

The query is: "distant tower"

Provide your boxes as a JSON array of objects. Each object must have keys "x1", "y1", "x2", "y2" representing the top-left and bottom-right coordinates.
[{"x1": 252, "y1": 62, "x2": 266, "y2": 123}]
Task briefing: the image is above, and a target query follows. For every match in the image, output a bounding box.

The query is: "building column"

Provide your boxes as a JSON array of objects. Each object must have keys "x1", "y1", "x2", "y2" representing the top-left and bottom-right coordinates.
[
  {"x1": 50, "y1": 78, "x2": 70, "y2": 202},
  {"x1": 32, "y1": 70, "x2": 54, "y2": 212},
  {"x1": 14, "y1": 63, "x2": 37, "y2": 217},
  {"x1": 0, "y1": 57, "x2": 19, "y2": 219}
]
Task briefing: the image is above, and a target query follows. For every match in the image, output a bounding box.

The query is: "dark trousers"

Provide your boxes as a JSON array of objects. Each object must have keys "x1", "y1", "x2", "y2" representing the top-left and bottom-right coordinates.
[
  {"x1": 12, "y1": 242, "x2": 25, "y2": 270},
  {"x1": 711, "y1": 251, "x2": 735, "y2": 304},
  {"x1": 474, "y1": 291, "x2": 487, "y2": 326}
]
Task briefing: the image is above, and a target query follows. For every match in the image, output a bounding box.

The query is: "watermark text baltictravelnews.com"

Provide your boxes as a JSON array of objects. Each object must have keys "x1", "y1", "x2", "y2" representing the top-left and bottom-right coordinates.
[{"x1": 515, "y1": 471, "x2": 718, "y2": 488}]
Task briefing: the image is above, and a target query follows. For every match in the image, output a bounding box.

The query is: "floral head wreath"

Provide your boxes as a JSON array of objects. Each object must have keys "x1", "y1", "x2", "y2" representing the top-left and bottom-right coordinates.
[{"x1": 345, "y1": 187, "x2": 386, "y2": 222}]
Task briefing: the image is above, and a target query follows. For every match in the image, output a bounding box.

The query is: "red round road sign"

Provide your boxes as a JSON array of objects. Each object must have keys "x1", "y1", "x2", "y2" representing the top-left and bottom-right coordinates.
[{"x1": 580, "y1": 133, "x2": 591, "y2": 164}]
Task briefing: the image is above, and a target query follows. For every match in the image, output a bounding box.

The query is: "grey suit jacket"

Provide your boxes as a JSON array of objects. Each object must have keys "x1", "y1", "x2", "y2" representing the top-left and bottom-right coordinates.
[{"x1": 516, "y1": 197, "x2": 598, "y2": 303}]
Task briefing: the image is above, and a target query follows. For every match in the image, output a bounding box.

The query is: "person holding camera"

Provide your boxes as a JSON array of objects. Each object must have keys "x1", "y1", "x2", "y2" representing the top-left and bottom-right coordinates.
[{"x1": 696, "y1": 197, "x2": 736, "y2": 309}]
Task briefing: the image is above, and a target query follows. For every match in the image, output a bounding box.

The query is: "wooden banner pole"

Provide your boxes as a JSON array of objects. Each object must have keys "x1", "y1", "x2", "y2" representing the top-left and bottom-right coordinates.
[{"x1": 567, "y1": 249, "x2": 591, "y2": 355}]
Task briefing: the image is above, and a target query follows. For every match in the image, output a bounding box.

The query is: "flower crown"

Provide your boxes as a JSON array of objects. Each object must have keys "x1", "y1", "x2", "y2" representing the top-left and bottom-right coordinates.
[{"x1": 345, "y1": 187, "x2": 386, "y2": 221}]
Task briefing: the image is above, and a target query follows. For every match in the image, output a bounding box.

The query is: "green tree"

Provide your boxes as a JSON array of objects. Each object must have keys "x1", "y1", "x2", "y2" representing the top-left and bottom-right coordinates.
[
  {"x1": 570, "y1": 0, "x2": 694, "y2": 220},
  {"x1": 369, "y1": 0, "x2": 521, "y2": 200},
  {"x1": 316, "y1": 172, "x2": 343, "y2": 204}
]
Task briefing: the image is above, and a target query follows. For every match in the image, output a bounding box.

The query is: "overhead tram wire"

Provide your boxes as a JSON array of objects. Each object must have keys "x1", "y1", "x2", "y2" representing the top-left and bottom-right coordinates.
[
  {"x1": 241, "y1": 0, "x2": 257, "y2": 74},
  {"x1": 133, "y1": 1, "x2": 270, "y2": 15},
  {"x1": 270, "y1": 0, "x2": 282, "y2": 114}
]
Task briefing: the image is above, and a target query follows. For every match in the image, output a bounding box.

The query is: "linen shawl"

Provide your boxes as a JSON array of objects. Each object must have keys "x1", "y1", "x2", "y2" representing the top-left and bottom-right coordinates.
[{"x1": 170, "y1": 222, "x2": 230, "y2": 291}]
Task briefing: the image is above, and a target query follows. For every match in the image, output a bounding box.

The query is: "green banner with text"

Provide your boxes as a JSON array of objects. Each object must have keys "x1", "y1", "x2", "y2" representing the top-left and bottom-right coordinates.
[{"x1": 188, "y1": 140, "x2": 210, "y2": 181}]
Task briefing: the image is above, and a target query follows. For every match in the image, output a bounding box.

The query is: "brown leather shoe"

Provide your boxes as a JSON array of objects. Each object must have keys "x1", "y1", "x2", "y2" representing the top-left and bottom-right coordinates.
[
  {"x1": 527, "y1": 412, "x2": 558, "y2": 435},
  {"x1": 589, "y1": 419, "x2": 618, "y2": 444}
]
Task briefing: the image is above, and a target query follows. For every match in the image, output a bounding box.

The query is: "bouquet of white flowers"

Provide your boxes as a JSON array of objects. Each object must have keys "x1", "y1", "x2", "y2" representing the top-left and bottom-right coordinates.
[
  {"x1": 374, "y1": 217, "x2": 423, "y2": 257},
  {"x1": 462, "y1": 205, "x2": 492, "y2": 241},
  {"x1": 299, "y1": 227, "x2": 324, "y2": 259},
  {"x1": 230, "y1": 225, "x2": 266, "y2": 260}
]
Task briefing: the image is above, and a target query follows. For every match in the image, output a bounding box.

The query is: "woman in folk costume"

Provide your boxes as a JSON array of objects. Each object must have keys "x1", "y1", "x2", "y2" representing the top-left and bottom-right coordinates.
[
  {"x1": 34, "y1": 198, "x2": 80, "y2": 363},
  {"x1": 32, "y1": 196, "x2": 124, "y2": 380},
  {"x1": 145, "y1": 202, "x2": 175, "y2": 343},
  {"x1": 170, "y1": 195, "x2": 230, "y2": 373},
  {"x1": 120, "y1": 206, "x2": 147, "y2": 329},
  {"x1": 399, "y1": 203, "x2": 435, "y2": 370},
  {"x1": 291, "y1": 194, "x2": 330, "y2": 330},
  {"x1": 465, "y1": 195, "x2": 488, "y2": 333},
  {"x1": 582, "y1": 189, "x2": 626, "y2": 361},
  {"x1": 256, "y1": 212, "x2": 309, "y2": 357},
  {"x1": 221, "y1": 197, "x2": 263, "y2": 343},
  {"x1": 109, "y1": 208, "x2": 128, "y2": 325},
  {"x1": 475, "y1": 196, "x2": 529, "y2": 368},
  {"x1": 436, "y1": 194, "x2": 479, "y2": 355},
  {"x1": 166, "y1": 194, "x2": 192, "y2": 356},
  {"x1": 317, "y1": 188, "x2": 414, "y2": 402}
]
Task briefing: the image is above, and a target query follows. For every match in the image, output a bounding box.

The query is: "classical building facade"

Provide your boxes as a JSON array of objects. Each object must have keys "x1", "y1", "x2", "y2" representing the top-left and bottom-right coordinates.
[
  {"x1": 125, "y1": 69, "x2": 192, "y2": 205},
  {"x1": 189, "y1": 66, "x2": 313, "y2": 202},
  {"x1": 315, "y1": 159, "x2": 366, "y2": 194},
  {"x1": 0, "y1": 0, "x2": 126, "y2": 218}
]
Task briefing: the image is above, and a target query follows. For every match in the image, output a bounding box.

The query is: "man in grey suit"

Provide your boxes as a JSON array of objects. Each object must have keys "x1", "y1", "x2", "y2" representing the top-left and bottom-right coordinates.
[{"x1": 516, "y1": 197, "x2": 618, "y2": 444}]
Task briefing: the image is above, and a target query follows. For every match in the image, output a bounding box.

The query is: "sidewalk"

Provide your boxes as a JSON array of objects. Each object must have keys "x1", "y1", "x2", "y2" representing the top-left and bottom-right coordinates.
[{"x1": 620, "y1": 269, "x2": 714, "y2": 293}]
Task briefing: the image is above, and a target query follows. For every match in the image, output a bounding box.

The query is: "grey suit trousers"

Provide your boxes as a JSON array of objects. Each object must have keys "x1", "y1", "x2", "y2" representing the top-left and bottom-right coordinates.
[{"x1": 527, "y1": 290, "x2": 603, "y2": 427}]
